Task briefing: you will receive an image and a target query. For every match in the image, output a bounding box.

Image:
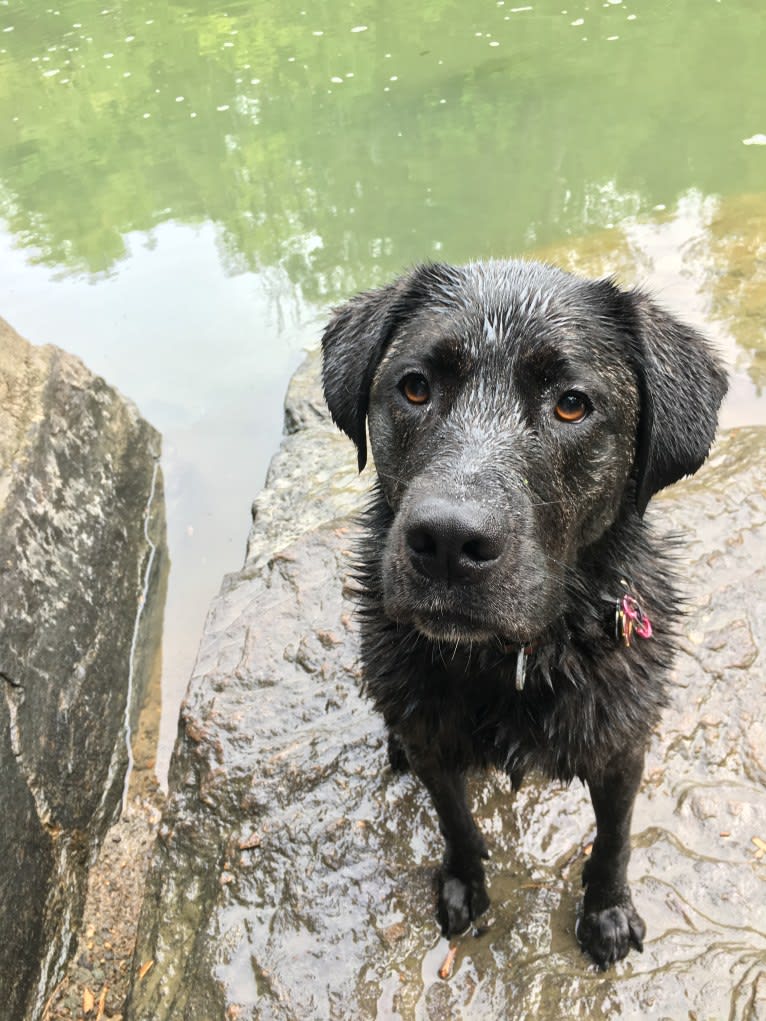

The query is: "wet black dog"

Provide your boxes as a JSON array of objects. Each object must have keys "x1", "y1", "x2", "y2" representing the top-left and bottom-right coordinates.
[{"x1": 321, "y1": 260, "x2": 727, "y2": 969}]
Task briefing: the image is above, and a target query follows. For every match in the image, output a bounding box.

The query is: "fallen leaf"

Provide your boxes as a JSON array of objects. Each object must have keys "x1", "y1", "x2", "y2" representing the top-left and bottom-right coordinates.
[
  {"x1": 752, "y1": 836, "x2": 766, "y2": 859},
  {"x1": 438, "y1": 944, "x2": 457, "y2": 980},
  {"x1": 83, "y1": 988, "x2": 95, "y2": 1013},
  {"x1": 138, "y1": 960, "x2": 154, "y2": 980},
  {"x1": 96, "y1": 986, "x2": 108, "y2": 1020}
]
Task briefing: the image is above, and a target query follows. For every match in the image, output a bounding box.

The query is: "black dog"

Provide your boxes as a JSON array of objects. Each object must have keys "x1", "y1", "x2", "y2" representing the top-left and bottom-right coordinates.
[{"x1": 321, "y1": 260, "x2": 727, "y2": 969}]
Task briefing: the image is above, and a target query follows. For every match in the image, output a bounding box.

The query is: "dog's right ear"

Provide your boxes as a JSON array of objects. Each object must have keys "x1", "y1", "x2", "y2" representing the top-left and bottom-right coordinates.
[
  {"x1": 321, "y1": 281, "x2": 405, "y2": 471},
  {"x1": 321, "y1": 264, "x2": 451, "y2": 471}
]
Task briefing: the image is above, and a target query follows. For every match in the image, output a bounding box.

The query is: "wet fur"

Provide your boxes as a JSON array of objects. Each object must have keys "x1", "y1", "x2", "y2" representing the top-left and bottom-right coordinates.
[{"x1": 321, "y1": 260, "x2": 727, "y2": 969}]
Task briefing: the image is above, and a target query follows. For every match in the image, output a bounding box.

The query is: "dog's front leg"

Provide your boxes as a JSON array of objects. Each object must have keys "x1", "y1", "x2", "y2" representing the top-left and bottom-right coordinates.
[
  {"x1": 407, "y1": 752, "x2": 490, "y2": 936},
  {"x1": 579, "y1": 747, "x2": 647, "y2": 969}
]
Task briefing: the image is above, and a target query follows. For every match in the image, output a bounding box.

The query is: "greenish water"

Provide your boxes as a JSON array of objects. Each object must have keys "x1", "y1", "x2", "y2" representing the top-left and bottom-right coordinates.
[
  {"x1": 1, "y1": 0, "x2": 764, "y2": 777},
  {"x1": 1, "y1": 0, "x2": 765, "y2": 285}
]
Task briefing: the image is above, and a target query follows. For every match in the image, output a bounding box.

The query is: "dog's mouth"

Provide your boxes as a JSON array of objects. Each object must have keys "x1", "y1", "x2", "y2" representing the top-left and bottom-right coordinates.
[
  {"x1": 411, "y1": 609, "x2": 529, "y2": 647},
  {"x1": 413, "y1": 611, "x2": 495, "y2": 644}
]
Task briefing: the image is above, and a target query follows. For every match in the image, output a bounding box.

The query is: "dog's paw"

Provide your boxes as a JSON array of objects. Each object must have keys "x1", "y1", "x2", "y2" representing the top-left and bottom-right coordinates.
[
  {"x1": 437, "y1": 871, "x2": 490, "y2": 937},
  {"x1": 576, "y1": 902, "x2": 646, "y2": 970}
]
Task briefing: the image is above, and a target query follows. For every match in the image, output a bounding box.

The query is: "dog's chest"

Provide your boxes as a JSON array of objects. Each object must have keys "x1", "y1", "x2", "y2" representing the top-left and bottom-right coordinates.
[
  {"x1": 364, "y1": 632, "x2": 666, "y2": 781},
  {"x1": 369, "y1": 647, "x2": 579, "y2": 774}
]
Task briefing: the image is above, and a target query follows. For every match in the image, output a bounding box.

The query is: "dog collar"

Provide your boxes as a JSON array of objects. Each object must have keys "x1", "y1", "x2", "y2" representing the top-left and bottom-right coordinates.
[
  {"x1": 515, "y1": 646, "x2": 528, "y2": 691},
  {"x1": 506, "y1": 588, "x2": 653, "y2": 692}
]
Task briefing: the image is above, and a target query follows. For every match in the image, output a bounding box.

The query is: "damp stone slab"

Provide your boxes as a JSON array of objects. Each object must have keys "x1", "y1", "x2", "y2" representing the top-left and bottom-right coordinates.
[{"x1": 127, "y1": 349, "x2": 765, "y2": 1021}]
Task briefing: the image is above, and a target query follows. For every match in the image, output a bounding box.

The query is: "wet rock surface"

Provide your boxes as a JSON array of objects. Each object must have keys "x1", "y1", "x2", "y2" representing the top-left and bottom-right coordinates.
[
  {"x1": 0, "y1": 319, "x2": 167, "y2": 1021},
  {"x1": 127, "y1": 353, "x2": 765, "y2": 1021}
]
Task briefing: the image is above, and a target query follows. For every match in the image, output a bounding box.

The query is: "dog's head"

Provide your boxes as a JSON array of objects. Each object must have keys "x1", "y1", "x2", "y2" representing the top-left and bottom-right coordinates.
[{"x1": 322, "y1": 261, "x2": 727, "y2": 644}]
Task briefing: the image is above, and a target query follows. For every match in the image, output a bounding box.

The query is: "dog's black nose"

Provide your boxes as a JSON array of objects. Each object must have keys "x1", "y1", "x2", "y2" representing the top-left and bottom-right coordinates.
[{"x1": 405, "y1": 497, "x2": 504, "y2": 583}]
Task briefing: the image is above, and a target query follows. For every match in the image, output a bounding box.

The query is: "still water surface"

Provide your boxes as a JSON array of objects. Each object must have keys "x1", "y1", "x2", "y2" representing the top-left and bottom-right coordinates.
[{"x1": 0, "y1": 0, "x2": 764, "y2": 779}]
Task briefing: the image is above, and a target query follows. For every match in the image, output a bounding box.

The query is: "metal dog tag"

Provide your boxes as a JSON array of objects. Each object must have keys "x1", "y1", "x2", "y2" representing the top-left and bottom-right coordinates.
[{"x1": 515, "y1": 647, "x2": 527, "y2": 691}]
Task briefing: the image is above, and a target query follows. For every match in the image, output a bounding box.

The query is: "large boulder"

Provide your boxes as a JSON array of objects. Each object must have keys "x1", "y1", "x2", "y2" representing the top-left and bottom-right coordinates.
[
  {"x1": 127, "y1": 350, "x2": 765, "y2": 1021},
  {"x1": 0, "y1": 319, "x2": 167, "y2": 1021}
]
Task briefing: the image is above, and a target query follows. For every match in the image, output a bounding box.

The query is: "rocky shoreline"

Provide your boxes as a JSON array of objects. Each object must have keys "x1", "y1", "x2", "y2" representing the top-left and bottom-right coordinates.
[{"x1": 4, "y1": 330, "x2": 765, "y2": 1021}]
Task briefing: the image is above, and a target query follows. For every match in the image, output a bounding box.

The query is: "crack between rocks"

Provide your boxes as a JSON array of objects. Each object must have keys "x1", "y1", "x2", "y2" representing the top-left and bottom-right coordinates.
[
  {"x1": 119, "y1": 452, "x2": 161, "y2": 815},
  {"x1": 85, "y1": 450, "x2": 162, "y2": 827}
]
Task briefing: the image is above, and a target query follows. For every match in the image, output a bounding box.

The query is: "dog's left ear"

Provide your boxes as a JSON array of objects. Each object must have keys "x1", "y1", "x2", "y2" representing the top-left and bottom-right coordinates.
[
  {"x1": 321, "y1": 264, "x2": 455, "y2": 471},
  {"x1": 625, "y1": 289, "x2": 728, "y2": 516}
]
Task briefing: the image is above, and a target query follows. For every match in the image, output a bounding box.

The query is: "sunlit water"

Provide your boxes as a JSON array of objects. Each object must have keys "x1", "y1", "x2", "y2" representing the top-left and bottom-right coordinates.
[{"x1": 1, "y1": 0, "x2": 764, "y2": 780}]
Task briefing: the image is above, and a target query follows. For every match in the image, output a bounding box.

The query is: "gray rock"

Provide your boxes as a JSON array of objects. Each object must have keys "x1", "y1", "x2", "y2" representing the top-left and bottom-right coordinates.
[
  {"x1": 246, "y1": 347, "x2": 370, "y2": 569},
  {"x1": 127, "y1": 354, "x2": 766, "y2": 1021},
  {"x1": 0, "y1": 319, "x2": 167, "y2": 1021}
]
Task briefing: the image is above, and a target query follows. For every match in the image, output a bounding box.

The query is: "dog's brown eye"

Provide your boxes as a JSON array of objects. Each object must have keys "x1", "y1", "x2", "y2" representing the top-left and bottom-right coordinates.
[
  {"x1": 401, "y1": 373, "x2": 430, "y2": 405},
  {"x1": 554, "y1": 391, "x2": 589, "y2": 423}
]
